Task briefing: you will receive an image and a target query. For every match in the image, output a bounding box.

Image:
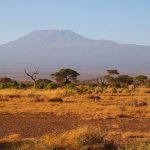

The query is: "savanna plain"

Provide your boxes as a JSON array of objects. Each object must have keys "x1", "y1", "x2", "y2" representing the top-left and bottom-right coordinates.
[{"x1": 0, "y1": 82, "x2": 150, "y2": 150}]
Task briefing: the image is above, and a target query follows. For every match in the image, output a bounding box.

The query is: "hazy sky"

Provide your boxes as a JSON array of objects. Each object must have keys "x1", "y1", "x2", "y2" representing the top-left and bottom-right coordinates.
[{"x1": 0, "y1": 0, "x2": 150, "y2": 45}]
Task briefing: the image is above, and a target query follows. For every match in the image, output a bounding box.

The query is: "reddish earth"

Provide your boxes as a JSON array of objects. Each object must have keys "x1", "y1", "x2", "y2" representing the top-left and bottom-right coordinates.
[{"x1": 0, "y1": 113, "x2": 150, "y2": 145}]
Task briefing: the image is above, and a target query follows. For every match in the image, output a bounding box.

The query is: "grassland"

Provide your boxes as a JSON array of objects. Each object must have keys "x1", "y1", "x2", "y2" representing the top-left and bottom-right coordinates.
[{"x1": 0, "y1": 87, "x2": 150, "y2": 149}]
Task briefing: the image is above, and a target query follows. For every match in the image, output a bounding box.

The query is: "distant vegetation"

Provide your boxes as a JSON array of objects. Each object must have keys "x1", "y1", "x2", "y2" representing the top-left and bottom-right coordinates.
[
  {"x1": 0, "y1": 68, "x2": 150, "y2": 92},
  {"x1": 1, "y1": 68, "x2": 150, "y2": 149}
]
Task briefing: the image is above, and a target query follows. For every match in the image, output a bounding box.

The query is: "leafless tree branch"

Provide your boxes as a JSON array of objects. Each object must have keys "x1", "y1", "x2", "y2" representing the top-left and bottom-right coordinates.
[{"x1": 24, "y1": 67, "x2": 39, "y2": 88}]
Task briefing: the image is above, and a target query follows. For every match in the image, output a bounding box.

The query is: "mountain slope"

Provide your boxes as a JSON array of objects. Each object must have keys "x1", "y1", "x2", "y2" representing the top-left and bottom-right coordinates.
[{"x1": 0, "y1": 29, "x2": 150, "y2": 73}]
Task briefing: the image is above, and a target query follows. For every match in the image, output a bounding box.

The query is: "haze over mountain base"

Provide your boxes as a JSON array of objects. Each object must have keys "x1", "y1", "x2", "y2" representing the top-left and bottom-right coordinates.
[{"x1": 0, "y1": 29, "x2": 150, "y2": 79}]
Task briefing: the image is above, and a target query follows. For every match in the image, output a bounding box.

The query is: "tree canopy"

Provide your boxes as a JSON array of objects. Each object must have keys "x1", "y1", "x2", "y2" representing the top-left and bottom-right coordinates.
[
  {"x1": 135, "y1": 75, "x2": 147, "y2": 82},
  {"x1": 0, "y1": 77, "x2": 12, "y2": 83},
  {"x1": 114, "y1": 75, "x2": 134, "y2": 87},
  {"x1": 51, "y1": 68, "x2": 80, "y2": 85},
  {"x1": 106, "y1": 69, "x2": 119, "y2": 76}
]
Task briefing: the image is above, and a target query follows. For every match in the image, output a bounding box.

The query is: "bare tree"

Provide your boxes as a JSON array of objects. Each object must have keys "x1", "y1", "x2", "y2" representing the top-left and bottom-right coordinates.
[
  {"x1": 96, "y1": 76, "x2": 109, "y2": 93},
  {"x1": 24, "y1": 67, "x2": 39, "y2": 88}
]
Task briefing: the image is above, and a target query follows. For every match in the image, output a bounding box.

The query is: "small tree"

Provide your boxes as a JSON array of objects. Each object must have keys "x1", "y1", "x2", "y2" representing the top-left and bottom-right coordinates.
[
  {"x1": 24, "y1": 68, "x2": 39, "y2": 88},
  {"x1": 36, "y1": 79, "x2": 52, "y2": 89},
  {"x1": 135, "y1": 75, "x2": 147, "y2": 85},
  {"x1": 105, "y1": 69, "x2": 119, "y2": 87},
  {"x1": 106, "y1": 69, "x2": 119, "y2": 76},
  {"x1": 51, "y1": 68, "x2": 80, "y2": 85},
  {"x1": 115, "y1": 75, "x2": 134, "y2": 88},
  {"x1": 0, "y1": 77, "x2": 12, "y2": 83}
]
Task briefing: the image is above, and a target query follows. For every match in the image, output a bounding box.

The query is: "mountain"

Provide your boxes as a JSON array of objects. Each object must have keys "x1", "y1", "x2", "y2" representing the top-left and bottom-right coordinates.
[{"x1": 0, "y1": 29, "x2": 150, "y2": 76}]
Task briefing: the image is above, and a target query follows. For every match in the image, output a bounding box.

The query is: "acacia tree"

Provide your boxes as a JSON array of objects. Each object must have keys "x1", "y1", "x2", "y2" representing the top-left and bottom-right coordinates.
[
  {"x1": 24, "y1": 67, "x2": 39, "y2": 88},
  {"x1": 51, "y1": 68, "x2": 80, "y2": 85},
  {"x1": 135, "y1": 75, "x2": 147, "y2": 85},
  {"x1": 105, "y1": 69, "x2": 120, "y2": 87},
  {"x1": 115, "y1": 75, "x2": 134, "y2": 88},
  {"x1": 106, "y1": 69, "x2": 119, "y2": 76}
]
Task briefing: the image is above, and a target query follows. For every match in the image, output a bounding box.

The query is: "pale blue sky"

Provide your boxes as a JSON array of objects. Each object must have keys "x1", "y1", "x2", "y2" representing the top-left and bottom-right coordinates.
[{"x1": 0, "y1": 0, "x2": 150, "y2": 45}]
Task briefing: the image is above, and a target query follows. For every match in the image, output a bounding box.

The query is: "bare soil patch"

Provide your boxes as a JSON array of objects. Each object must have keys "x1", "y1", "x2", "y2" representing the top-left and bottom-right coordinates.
[{"x1": 0, "y1": 113, "x2": 150, "y2": 145}]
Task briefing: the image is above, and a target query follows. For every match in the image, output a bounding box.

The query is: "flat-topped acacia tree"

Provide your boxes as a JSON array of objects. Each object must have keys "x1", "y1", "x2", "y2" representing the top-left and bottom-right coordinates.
[
  {"x1": 104, "y1": 69, "x2": 120, "y2": 87},
  {"x1": 106, "y1": 69, "x2": 119, "y2": 76},
  {"x1": 51, "y1": 68, "x2": 80, "y2": 85}
]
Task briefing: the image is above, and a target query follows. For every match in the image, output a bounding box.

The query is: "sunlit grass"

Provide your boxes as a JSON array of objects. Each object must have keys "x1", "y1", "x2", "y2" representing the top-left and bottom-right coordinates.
[{"x1": 0, "y1": 88, "x2": 150, "y2": 119}]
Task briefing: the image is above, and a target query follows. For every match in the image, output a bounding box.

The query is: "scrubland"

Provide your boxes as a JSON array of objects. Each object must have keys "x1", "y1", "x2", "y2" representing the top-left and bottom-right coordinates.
[
  {"x1": 0, "y1": 87, "x2": 150, "y2": 149},
  {"x1": 0, "y1": 88, "x2": 150, "y2": 119}
]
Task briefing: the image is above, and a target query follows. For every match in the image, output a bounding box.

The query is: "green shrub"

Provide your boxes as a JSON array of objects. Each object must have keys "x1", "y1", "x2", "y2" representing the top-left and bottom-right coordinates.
[
  {"x1": 46, "y1": 82, "x2": 58, "y2": 89},
  {"x1": 0, "y1": 81, "x2": 34, "y2": 89},
  {"x1": 35, "y1": 79, "x2": 58, "y2": 89},
  {"x1": 16, "y1": 83, "x2": 33, "y2": 89},
  {"x1": 0, "y1": 83, "x2": 6, "y2": 89},
  {"x1": 65, "y1": 83, "x2": 77, "y2": 91},
  {"x1": 0, "y1": 81, "x2": 19, "y2": 89},
  {"x1": 36, "y1": 79, "x2": 52, "y2": 89},
  {"x1": 145, "y1": 80, "x2": 150, "y2": 88},
  {"x1": 16, "y1": 83, "x2": 27, "y2": 89}
]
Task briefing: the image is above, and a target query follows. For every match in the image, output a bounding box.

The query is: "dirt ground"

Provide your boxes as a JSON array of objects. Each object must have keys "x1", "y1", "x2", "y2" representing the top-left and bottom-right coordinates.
[{"x1": 0, "y1": 113, "x2": 150, "y2": 146}]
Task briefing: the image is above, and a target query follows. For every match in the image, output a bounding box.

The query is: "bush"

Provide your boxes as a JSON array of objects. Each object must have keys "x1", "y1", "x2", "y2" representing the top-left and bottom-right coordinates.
[
  {"x1": 145, "y1": 80, "x2": 150, "y2": 88},
  {"x1": 77, "y1": 132, "x2": 104, "y2": 146},
  {"x1": 0, "y1": 81, "x2": 34, "y2": 89},
  {"x1": 0, "y1": 83, "x2": 6, "y2": 89},
  {"x1": 0, "y1": 77, "x2": 12, "y2": 83},
  {"x1": 47, "y1": 98, "x2": 63, "y2": 102},
  {"x1": 46, "y1": 82, "x2": 58, "y2": 89},
  {"x1": 16, "y1": 83, "x2": 27, "y2": 89},
  {"x1": 77, "y1": 132, "x2": 117, "y2": 150},
  {"x1": 113, "y1": 75, "x2": 134, "y2": 88},
  {"x1": 0, "y1": 81, "x2": 19, "y2": 89},
  {"x1": 1, "y1": 127, "x2": 121, "y2": 150},
  {"x1": 10, "y1": 140, "x2": 50, "y2": 150},
  {"x1": 36, "y1": 79, "x2": 52, "y2": 89},
  {"x1": 35, "y1": 79, "x2": 58, "y2": 89},
  {"x1": 65, "y1": 83, "x2": 77, "y2": 90},
  {"x1": 16, "y1": 83, "x2": 33, "y2": 89}
]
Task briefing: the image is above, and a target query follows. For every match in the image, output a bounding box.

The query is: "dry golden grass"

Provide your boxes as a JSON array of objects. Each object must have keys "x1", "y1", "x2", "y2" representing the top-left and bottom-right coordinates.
[
  {"x1": 0, "y1": 126, "x2": 118, "y2": 150},
  {"x1": 1, "y1": 127, "x2": 150, "y2": 150},
  {"x1": 122, "y1": 132, "x2": 150, "y2": 139},
  {"x1": 107, "y1": 131, "x2": 150, "y2": 139},
  {"x1": 1, "y1": 87, "x2": 150, "y2": 149},
  {"x1": 0, "y1": 88, "x2": 150, "y2": 119},
  {"x1": 0, "y1": 134, "x2": 20, "y2": 143},
  {"x1": 42, "y1": 126, "x2": 90, "y2": 146}
]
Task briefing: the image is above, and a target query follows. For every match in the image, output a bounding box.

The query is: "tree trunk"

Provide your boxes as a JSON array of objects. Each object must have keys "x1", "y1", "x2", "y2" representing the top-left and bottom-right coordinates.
[{"x1": 33, "y1": 81, "x2": 36, "y2": 88}]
